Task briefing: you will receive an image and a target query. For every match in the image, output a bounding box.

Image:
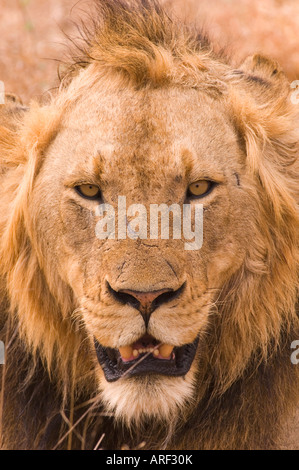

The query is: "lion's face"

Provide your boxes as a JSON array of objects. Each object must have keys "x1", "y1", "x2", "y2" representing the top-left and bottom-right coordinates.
[{"x1": 28, "y1": 83, "x2": 256, "y2": 423}]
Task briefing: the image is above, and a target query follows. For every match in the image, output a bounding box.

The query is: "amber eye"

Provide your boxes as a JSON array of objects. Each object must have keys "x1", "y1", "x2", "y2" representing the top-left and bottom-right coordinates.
[
  {"x1": 187, "y1": 180, "x2": 214, "y2": 198},
  {"x1": 75, "y1": 184, "x2": 101, "y2": 200}
]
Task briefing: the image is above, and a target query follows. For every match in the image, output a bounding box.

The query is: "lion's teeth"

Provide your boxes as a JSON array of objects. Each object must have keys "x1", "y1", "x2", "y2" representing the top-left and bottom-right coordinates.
[
  {"x1": 159, "y1": 344, "x2": 174, "y2": 358},
  {"x1": 120, "y1": 344, "x2": 174, "y2": 360},
  {"x1": 119, "y1": 346, "x2": 133, "y2": 359}
]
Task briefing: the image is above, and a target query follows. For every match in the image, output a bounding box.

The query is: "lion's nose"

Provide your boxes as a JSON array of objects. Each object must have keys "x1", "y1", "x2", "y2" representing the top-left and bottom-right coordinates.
[{"x1": 107, "y1": 282, "x2": 186, "y2": 326}]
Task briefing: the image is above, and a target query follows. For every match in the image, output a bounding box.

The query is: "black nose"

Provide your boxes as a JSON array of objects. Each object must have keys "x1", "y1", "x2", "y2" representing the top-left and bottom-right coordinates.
[{"x1": 107, "y1": 282, "x2": 186, "y2": 326}]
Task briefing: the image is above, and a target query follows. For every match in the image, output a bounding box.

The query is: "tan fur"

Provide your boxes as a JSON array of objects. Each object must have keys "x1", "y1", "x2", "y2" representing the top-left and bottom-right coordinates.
[{"x1": 0, "y1": 0, "x2": 298, "y2": 450}]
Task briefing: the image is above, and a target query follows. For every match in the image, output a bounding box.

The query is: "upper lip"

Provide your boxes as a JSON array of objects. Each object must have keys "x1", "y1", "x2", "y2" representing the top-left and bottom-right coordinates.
[{"x1": 94, "y1": 334, "x2": 199, "y2": 382}]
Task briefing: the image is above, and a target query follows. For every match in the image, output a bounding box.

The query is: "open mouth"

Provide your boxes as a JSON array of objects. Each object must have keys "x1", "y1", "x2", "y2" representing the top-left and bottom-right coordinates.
[{"x1": 94, "y1": 334, "x2": 199, "y2": 382}]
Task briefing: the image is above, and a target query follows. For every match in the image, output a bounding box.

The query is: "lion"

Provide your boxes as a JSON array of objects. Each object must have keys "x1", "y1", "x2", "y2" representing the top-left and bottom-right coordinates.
[{"x1": 0, "y1": 0, "x2": 299, "y2": 450}]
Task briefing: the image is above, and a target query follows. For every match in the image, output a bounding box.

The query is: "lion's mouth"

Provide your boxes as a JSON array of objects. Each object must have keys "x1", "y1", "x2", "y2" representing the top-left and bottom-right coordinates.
[{"x1": 94, "y1": 334, "x2": 199, "y2": 382}]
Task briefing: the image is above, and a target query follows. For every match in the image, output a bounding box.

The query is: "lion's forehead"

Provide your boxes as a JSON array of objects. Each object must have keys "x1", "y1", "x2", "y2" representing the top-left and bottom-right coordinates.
[
  {"x1": 52, "y1": 85, "x2": 241, "y2": 184},
  {"x1": 64, "y1": 85, "x2": 231, "y2": 143}
]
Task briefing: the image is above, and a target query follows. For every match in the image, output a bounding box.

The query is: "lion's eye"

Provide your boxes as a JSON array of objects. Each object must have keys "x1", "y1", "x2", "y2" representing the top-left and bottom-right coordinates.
[
  {"x1": 187, "y1": 180, "x2": 214, "y2": 198},
  {"x1": 75, "y1": 184, "x2": 101, "y2": 200}
]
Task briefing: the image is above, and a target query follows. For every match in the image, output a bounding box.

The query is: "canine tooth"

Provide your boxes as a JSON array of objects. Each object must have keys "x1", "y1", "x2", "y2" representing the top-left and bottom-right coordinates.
[
  {"x1": 133, "y1": 349, "x2": 139, "y2": 357},
  {"x1": 159, "y1": 344, "x2": 174, "y2": 358},
  {"x1": 119, "y1": 346, "x2": 133, "y2": 359},
  {"x1": 153, "y1": 349, "x2": 159, "y2": 357}
]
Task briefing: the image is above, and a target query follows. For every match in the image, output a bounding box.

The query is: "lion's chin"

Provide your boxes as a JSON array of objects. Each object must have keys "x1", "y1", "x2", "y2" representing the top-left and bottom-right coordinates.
[{"x1": 99, "y1": 366, "x2": 197, "y2": 426}]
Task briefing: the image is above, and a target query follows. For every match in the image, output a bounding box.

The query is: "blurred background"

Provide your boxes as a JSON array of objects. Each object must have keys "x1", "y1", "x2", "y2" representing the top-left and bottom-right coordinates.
[{"x1": 1, "y1": 0, "x2": 299, "y2": 102}]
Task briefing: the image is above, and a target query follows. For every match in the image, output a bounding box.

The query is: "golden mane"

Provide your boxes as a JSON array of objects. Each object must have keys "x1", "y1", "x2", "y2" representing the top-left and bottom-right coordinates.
[{"x1": 61, "y1": 0, "x2": 227, "y2": 93}]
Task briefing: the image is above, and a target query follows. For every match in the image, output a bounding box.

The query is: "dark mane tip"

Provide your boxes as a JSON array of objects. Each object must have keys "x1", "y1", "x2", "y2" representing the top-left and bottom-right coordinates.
[{"x1": 60, "y1": 0, "x2": 225, "y2": 91}]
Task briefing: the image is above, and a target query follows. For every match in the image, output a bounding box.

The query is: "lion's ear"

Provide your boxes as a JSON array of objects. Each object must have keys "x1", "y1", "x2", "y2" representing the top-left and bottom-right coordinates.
[
  {"x1": 0, "y1": 93, "x2": 28, "y2": 130},
  {"x1": 0, "y1": 94, "x2": 29, "y2": 168},
  {"x1": 239, "y1": 54, "x2": 285, "y2": 81},
  {"x1": 237, "y1": 53, "x2": 289, "y2": 98}
]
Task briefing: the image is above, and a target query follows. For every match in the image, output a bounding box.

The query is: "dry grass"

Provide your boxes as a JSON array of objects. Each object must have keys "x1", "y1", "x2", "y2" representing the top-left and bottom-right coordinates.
[{"x1": 0, "y1": 0, "x2": 299, "y2": 102}]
